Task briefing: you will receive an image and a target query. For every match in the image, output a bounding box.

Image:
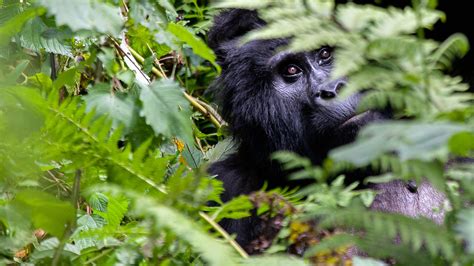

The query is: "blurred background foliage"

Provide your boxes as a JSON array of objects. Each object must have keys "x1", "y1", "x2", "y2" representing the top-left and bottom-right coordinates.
[{"x1": 0, "y1": 0, "x2": 472, "y2": 265}]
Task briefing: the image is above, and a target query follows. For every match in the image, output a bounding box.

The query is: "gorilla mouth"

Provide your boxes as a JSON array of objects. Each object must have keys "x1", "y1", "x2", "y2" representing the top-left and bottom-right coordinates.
[{"x1": 339, "y1": 111, "x2": 372, "y2": 128}]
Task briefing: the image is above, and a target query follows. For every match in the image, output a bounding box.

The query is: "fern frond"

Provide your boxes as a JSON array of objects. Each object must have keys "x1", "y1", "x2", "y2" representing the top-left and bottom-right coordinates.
[
  {"x1": 430, "y1": 33, "x2": 470, "y2": 70},
  {"x1": 357, "y1": 90, "x2": 427, "y2": 116},
  {"x1": 92, "y1": 185, "x2": 241, "y2": 265},
  {"x1": 43, "y1": 92, "x2": 168, "y2": 193},
  {"x1": 316, "y1": 208, "x2": 456, "y2": 259}
]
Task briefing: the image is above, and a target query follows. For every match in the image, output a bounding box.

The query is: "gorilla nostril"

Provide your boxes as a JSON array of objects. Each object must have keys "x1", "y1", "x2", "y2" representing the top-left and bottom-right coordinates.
[
  {"x1": 320, "y1": 90, "x2": 336, "y2": 99},
  {"x1": 335, "y1": 82, "x2": 345, "y2": 94}
]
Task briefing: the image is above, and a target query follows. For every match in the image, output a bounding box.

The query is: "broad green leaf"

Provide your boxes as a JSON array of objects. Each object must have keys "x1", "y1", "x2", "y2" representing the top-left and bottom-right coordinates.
[
  {"x1": 38, "y1": 0, "x2": 122, "y2": 36},
  {"x1": 168, "y1": 23, "x2": 218, "y2": 69},
  {"x1": 181, "y1": 144, "x2": 203, "y2": 169},
  {"x1": 139, "y1": 79, "x2": 193, "y2": 144},
  {"x1": 52, "y1": 67, "x2": 77, "y2": 90},
  {"x1": 88, "y1": 192, "x2": 108, "y2": 212},
  {"x1": 83, "y1": 83, "x2": 136, "y2": 131},
  {"x1": 0, "y1": 7, "x2": 44, "y2": 46},
  {"x1": 13, "y1": 190, "x2": 75, "y2": 238},
  {"x1": 157, "y1": 0, "x2": 177, "y2": 17},
  {"x1": 0, "y1": 205, "x2": 32, "y2": 253},
  {"x1": 28, "y1": 73, "x2": 53, "y2": 91},
  {"x1": 20, "y1": 17, "x2": 72, "y2": 57},
  {"x1": 30, "y1": 237, "x2": 80, "y2": 261},
  {"x1": 448, "y1": 131, "x2": 474, "y2": 156},
  {"x1": 0, "y1": 85, "x2": 47, "y2": 139},
  {"x1": 205, "y1": 138, "x2": 237, "y2": 163}
]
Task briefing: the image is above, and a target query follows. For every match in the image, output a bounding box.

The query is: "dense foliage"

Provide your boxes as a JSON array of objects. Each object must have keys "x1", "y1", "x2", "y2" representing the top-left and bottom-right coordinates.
[{"x1": 0, "y1": 0, "x2": 472, "y2": 265}]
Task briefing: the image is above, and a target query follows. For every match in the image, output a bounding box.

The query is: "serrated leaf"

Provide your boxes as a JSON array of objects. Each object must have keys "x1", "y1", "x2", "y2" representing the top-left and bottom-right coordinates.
[
  {"x1": 204, "y1": 138, "x2": 237, "y2": 163},
  {"x1": 88, "y1": 192, "x2": 108, "y2": 212},
  {"x1": 30, "y1": 237, "x2": 80, "y2": 261},
  {"x1": 0, "y1": 7, "x2": 44, "y2": 47},
  {"x1": 20, "y1": 17, "x2": 72, "y2": 57},
  {"x1": 139, "y1": 79, "x2": 193, "y2": 144},
  {"x1": 95, "y1": 194, "x2": 128, "y2": 228},
  {"x1": 38, "y1": 0, "x2": 122, "y2": 36},
  {"x1": 83, "y1": 83, "x2": 136, "y2": 131}
]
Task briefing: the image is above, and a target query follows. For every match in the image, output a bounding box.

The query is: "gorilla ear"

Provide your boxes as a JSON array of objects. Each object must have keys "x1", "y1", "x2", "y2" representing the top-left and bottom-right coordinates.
[{"x1": 207, "y1": 9, "x2": 264, "y2": 63}]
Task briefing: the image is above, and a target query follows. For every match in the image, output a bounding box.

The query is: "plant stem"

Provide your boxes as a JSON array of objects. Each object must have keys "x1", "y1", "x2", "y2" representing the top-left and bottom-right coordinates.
[
  {"x1": 52, "y1": 169, "x2": 81, "y2": 266},
  {"x1": 199, "y1": 212, "x2": 249, "y2": 259}
]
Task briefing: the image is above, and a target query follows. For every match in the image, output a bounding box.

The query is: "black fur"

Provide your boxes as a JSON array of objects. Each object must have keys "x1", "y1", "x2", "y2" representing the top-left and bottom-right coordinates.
[{"x1": 207, "y1": 9, "x2": 446, "y2": 249}]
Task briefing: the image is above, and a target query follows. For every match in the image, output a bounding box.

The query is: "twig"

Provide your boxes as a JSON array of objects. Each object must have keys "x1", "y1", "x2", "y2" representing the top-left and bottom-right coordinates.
[
  {"x1": 52, "y1": 169, "x2": 81, "y2": 266},
  {"x1": 199, "y1": 212, "x2": 249, "y2": 259},
  {"x1": 183, "y1": 93, "x2": 222, "y2": 128}
]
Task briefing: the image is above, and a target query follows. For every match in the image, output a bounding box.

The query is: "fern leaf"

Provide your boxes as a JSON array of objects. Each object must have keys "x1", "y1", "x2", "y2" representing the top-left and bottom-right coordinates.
[
  {"x1": 430, "y1": 33, "x2": 470, "y2": 70},
  {"x1": 317, "y1": 208, "x2": 456, "y2": 259}
]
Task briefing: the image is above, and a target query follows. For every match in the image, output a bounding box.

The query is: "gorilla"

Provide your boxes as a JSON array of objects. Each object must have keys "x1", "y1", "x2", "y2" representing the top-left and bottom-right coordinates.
[{"x1": 207, "y1": 9, "x2": 446, "y2": 250}]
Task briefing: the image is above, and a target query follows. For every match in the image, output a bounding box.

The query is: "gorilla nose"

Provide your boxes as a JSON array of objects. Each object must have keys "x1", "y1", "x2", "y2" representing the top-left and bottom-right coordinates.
[
  {"x1": 320, "y1": 90, "x2": 336, "y2": 99},
  {"x1": 319, "y1": 81, "x2": 345, "y2": 99}
]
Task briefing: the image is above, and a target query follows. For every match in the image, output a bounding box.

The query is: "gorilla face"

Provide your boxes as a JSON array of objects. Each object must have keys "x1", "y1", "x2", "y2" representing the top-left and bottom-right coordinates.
[
  {"x1": 213, "y1": 35, "x2": 385, "y2": 162},
  {"x1": 269, "y1": 47, "x2": 365, "y2": 134}
]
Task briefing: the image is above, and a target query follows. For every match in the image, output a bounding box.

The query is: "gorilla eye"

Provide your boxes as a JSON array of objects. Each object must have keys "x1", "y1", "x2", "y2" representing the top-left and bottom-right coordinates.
[
  {"x1": 282, "y1": 64, "x2": 302, "y2": 78},
  {"x1": 318, "y1": 48, "x2": 332, "y2": 63}
]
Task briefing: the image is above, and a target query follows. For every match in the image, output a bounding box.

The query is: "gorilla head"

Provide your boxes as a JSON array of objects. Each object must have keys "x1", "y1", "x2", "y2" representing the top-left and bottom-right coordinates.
[{"x1": 208, "y1": 9, "x2": 385, "y2": 168}]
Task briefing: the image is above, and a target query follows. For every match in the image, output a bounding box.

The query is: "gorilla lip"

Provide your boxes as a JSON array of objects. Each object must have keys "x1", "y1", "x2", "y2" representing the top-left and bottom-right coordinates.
[{"x1": 339, "y1": 111, "x2": 371, "y2": 128}]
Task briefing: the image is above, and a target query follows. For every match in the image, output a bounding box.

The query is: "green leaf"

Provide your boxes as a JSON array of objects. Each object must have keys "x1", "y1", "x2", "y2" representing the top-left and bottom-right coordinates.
[
  {"x1": 88, "y1": 192, "x2": 108, "y2": 212},
  {"x1": 13, "y1": 190, "x2": 75, "y2": 238},
  {"x1": 19, "y1": 17, "x2": 72, "y2": 57},
  {"x1": 430, "y1": 33, "x2": 469, "y2": 70},
  {"x1": 52, "y1": 67, "x2": 77, "y2": 90},
  {"x1": 167, "y1": 23, "x2": 219, "y2": 70},
  {"x1": 83, "y1": 83, "x2": 136, "y2": 131},
  {"x1": 0, "y1": 7, "x2": 44, "y2": 47},
  {"x1": 139, "y1": 79, "x2": 193, "y2": 144},
  {"x1": 38, "y1": 0, "x2": 122, "y2": 36},
  {"x1": 448, "y1": 131, "x2": 474, "y2": 156},
  {"x1": 204, "y1": 138, "x2": 238, "y2": 163},
  {"x1": 30, "y1": 237, "x2": 80, "y2": 261},
  {"x1": 93, "y1": 194, "x2": 128, "y2": 228},
  {"x1": 97, "y1": 187, "x2": 240, "y2": 266}
]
